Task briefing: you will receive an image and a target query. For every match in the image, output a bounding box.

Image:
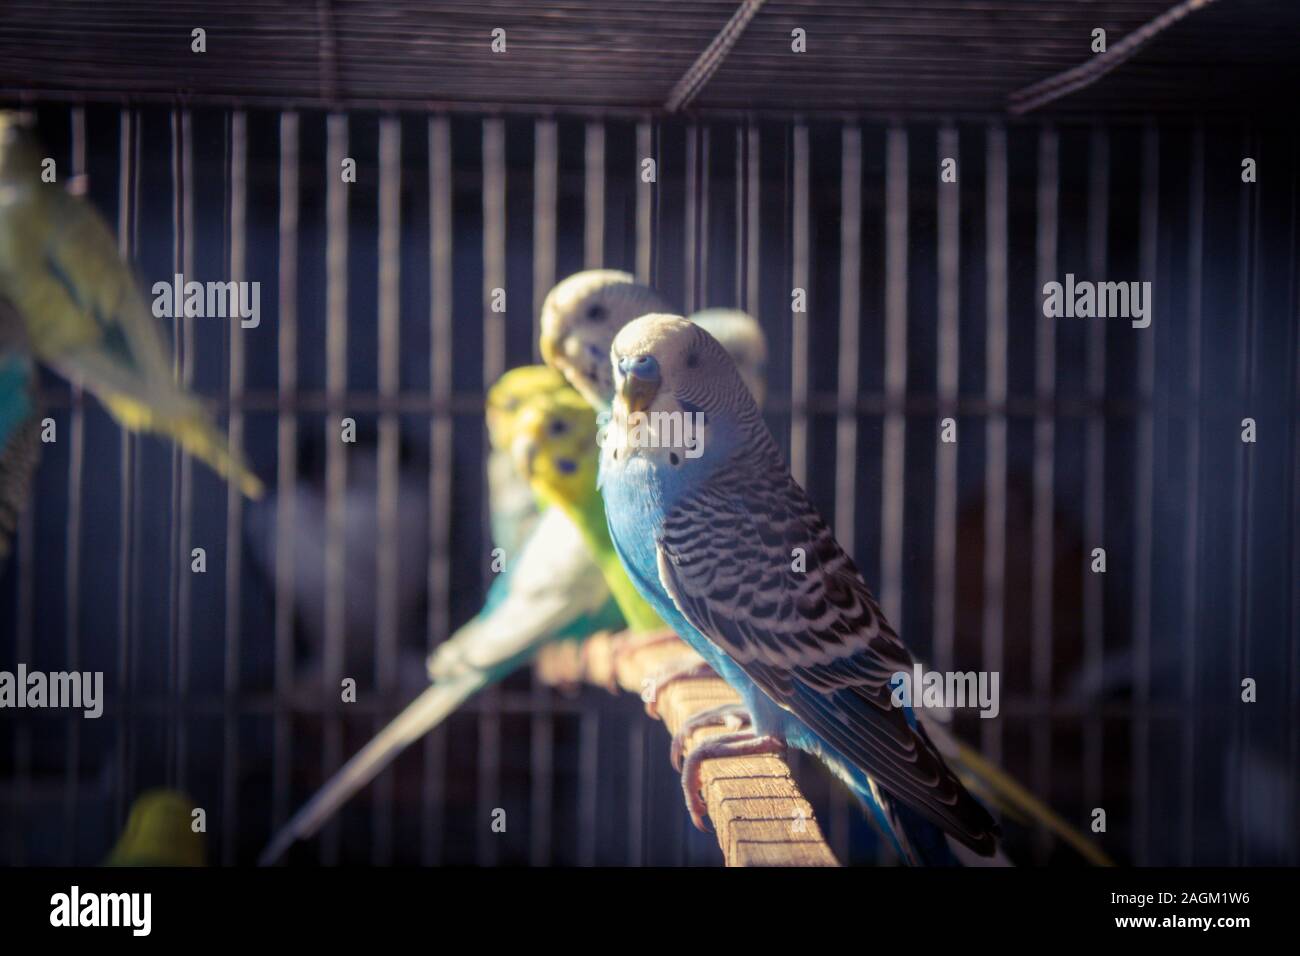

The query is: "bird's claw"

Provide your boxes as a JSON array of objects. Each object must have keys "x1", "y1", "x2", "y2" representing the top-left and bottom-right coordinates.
[
  {"x1": 679, "y1": 730, "x2": 786, "y2": 832},
  {"x1": 670, "y1": 703, "x2": 753, "y2": 772},
  {"x1": 643, "y1": 657, "x2": 715, "y2": 720}
]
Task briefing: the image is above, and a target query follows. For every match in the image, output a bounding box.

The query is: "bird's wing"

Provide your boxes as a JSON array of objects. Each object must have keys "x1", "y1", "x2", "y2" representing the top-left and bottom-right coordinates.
[
  {"x1": 35, "y1": 196, "x2": 180, "y2": 408},
  {"x1": 654, "y1": 459, "x2": 998, "y2": 855},
  {"x1": 446, "y1": 507, "x2": 612, "y2": 675}
]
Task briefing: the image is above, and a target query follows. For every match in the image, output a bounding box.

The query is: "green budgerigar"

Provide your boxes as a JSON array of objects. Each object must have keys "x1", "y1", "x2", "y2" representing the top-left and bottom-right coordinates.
[{"x1": 0, "y1": 112, "x2": 262, "y2": 498}]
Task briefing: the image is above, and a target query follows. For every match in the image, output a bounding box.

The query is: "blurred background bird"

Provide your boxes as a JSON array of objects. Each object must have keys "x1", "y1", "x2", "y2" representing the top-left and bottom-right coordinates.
[
  {"x1": 243, "y1": 439, "x2": 433, "y2": 693},
  {"x1": 0, "y1": 111, "x2": 262, "y2": 498},
  {"x1": 103, "y1": 789, "x2": 206, "y2": 867},
  {"x1": 257, "y1": 363, "x2": 624, "y2": 864},
  {"x1": 539, "y1": 269, "x2": 672, "y2": 411},
  {"x1": 512, "y1": 386, "x2": 663, "y2": 633},
  {"x1": 484, "y1": 364, "x2": 570, "y2": 558}
]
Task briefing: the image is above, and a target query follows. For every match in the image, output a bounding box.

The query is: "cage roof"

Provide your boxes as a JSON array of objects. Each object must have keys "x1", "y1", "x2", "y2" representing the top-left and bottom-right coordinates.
[{"x1": 1, "y1": 0, "x2": 1297, "y2": 118}]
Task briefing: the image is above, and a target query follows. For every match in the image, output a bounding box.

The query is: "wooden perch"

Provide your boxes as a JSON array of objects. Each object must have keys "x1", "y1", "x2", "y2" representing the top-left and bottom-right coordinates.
[{"x1": 536, "y1": 630, "x2": 839, "y2": 867}]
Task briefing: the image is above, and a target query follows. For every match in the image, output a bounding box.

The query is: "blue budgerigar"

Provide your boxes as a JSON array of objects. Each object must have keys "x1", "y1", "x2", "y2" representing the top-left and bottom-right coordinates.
[
  {"x1": 0, "y1": 299, "x2": 40, "y2": 564},
  {"x1": 600, "y1": 314, "x2": 1001, "y2": 864}
]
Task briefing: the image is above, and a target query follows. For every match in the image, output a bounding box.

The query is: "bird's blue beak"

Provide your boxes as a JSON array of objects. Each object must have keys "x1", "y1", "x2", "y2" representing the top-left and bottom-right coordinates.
[{"x1": 617, "y1": 354, "x2": 660, "y2": 414}]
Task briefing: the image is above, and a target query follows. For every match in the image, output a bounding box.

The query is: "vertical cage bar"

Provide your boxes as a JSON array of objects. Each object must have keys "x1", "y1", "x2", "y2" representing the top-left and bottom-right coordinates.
[
  {"x1": 746, "y1": 126, "x2": 760, "y2": 316},
  {"x1": 373, "y1": 115, "x2": 402, "y2": 866},
  {"x1": 14, "y1": 405, "x2": 32, "y2": 863},
  {"x1": 628, "y1": 721, "x2": 645, "y2": 864},
  {"x1": 1031, "y1": 125, "x2": 1059, "y2": 862},
  {"x1": 424, "y1": 115, "x2": 453, "y2": 866},
  {"x1": 62, "y1": 105, "x2": 88, "y2": 863},
  {"x1": 934, "y1": 125, "x2": 960, "y2": 675},
  {"x1": 636, "y1": 121, "x2": 652, "y2": 285},
  {"x1": 126, "y1": 111, "x2": 145, "y2": 816},
  {"x1": 1289, "y1": 130, "x2": 1300, "y2": 867},
  {"x1": 1132, "y1": 125, "x2": 1158, "y2": 865},
  {"x1": 483, "y1": 119, "x2": 507, "y2": 387},
  {"x1": 577, "y1": 709, "x2": 600, "y2": 866},
  {"x1": 735, "y1": 127, "x2": 746, "y2": 306},
  {"x1": 982, "y1": 125, "x2": 1008, "y2": 764},
  {"x1": 697, "y1": 126, "x2": 710, "y2": 308},
  {"x1": 1180, "y1": 125, "x2": 1205, "y2": 865},
  {"x1": 1231, "y1": 127, "x2": 1260, "y2": 866},
  {"x1": 576, "y1": 117, "x2": 607, "y2": 866},
  {"x1": 837, "y1": 124, "x2": 857, "y2": 564},
  {"x1": 321, "y1": 112, "x2": 350, "y2": 865},
  {"x1": 114, "y1": 106, "x2": 137, "y2": 829},
  {"x1": 480, "y1": 117, "x2": 506, "y2": 867},
  {"x1": 272, "y1": 111, "x2": 300, "y2": 842},
  {"x1": 171, "y1": 109, "x2": 196, "y2": 796},
  {"x1": 533, "y1": 119, "x2": 557, "y2": 357},
  {"x1": 831, "y1": 123, "x2": 862, "y2": 860},
  {"x1": 790, "y1": 123, "x2": 810, "y2": 485},
  {"x1": 880, "y1": 126, "x2": 908, "y2": 625},
  {"x1": 222, "y1": 110, "x2": 249, "y2": 867},
  {"x1": 584, "y1": 122, "x2": 605, "y2": 270},
  {"x1": 530, "y1": 116, "x2": 558, "y2": 866},
  {"x1": 684, "y1": 125, "x2": 698, "y2": 314},
  {"x1": 13, "y1": 85, "x2": 38, "y2": 849},
  {"x1": 1083, "y1": 127, "x2": 1109, "y2": 814}
]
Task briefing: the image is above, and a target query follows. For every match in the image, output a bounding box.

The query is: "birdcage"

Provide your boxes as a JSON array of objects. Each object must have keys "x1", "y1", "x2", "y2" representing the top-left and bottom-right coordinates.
[{"x1": 0, "y1": 0, "x2": 1297, "y2": 868}]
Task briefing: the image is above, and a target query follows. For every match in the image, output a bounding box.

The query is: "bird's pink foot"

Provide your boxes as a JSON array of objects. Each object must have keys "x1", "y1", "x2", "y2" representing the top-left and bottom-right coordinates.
[
  {"x1": 679, "y1": 731, "x2": 786, "y2": 832},
  {"x1": 670, "y1": 703, "x2": 753, "y2": 772},
  {"x1": 642, "y1": 657, "x2": 715, "y2": 720}
]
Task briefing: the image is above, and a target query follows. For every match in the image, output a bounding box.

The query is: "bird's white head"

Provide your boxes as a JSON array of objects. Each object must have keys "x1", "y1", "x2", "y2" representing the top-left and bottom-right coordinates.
[
  {"x1": 538, "y1": 270, "x2": 672, "y2": 410},
  {"x1": 606, "y1": 313, "x2": 759, "y2": 475}
]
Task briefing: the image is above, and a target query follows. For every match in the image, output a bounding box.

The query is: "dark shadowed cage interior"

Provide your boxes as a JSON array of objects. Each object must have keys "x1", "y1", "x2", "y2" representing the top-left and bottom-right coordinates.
[{"x1": 0, "y1": 1, "x2": 1297, "y2": 867}]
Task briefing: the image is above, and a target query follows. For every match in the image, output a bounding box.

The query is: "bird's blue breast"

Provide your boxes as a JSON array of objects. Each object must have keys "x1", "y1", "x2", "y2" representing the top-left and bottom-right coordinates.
[{"x1": 600, "y1": 451, "x2": 783, "y2": 729}]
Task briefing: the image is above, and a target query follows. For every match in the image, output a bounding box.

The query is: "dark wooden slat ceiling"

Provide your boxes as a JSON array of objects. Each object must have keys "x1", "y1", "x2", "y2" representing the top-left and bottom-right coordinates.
[{"x1": 0, "y1": 0, "x2": 1296, "y2": 117}]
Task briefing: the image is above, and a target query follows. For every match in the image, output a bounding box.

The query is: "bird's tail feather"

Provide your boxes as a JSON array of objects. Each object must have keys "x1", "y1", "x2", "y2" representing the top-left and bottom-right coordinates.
[
  {"x1": 103, "y1": 392, "x2": 264, "y2": 499},
  {"x1": 928, "y1": 720, "x2": 1113, "y2": 866},
  {"x1": 258, "y1": 673, "x2": 488, "y2": 866}
]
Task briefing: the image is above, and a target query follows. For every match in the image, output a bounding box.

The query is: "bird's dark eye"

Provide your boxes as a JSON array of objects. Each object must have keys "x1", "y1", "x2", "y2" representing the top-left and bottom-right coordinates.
[
  {"x1": 686, "y1": 352, "x2": 699, "y2": 369},
  {"x1": 555, "y1": 458, "x2": 578, "y2": 475},
  {"x1": 585, "y1": 303, "x2": 607, "y2": 322},
  {"x1": 669, "y1": 452, "x2": 681, "y2": 466},
  {"x1": 549, "y1": 418, "x2": 569, "y2": 437}
]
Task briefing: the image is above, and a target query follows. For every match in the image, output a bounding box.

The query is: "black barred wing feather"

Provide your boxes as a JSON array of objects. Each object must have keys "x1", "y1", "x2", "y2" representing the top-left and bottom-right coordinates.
[{"x1": 655, "y1": 461, "x2": 998, "y2": 855}]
